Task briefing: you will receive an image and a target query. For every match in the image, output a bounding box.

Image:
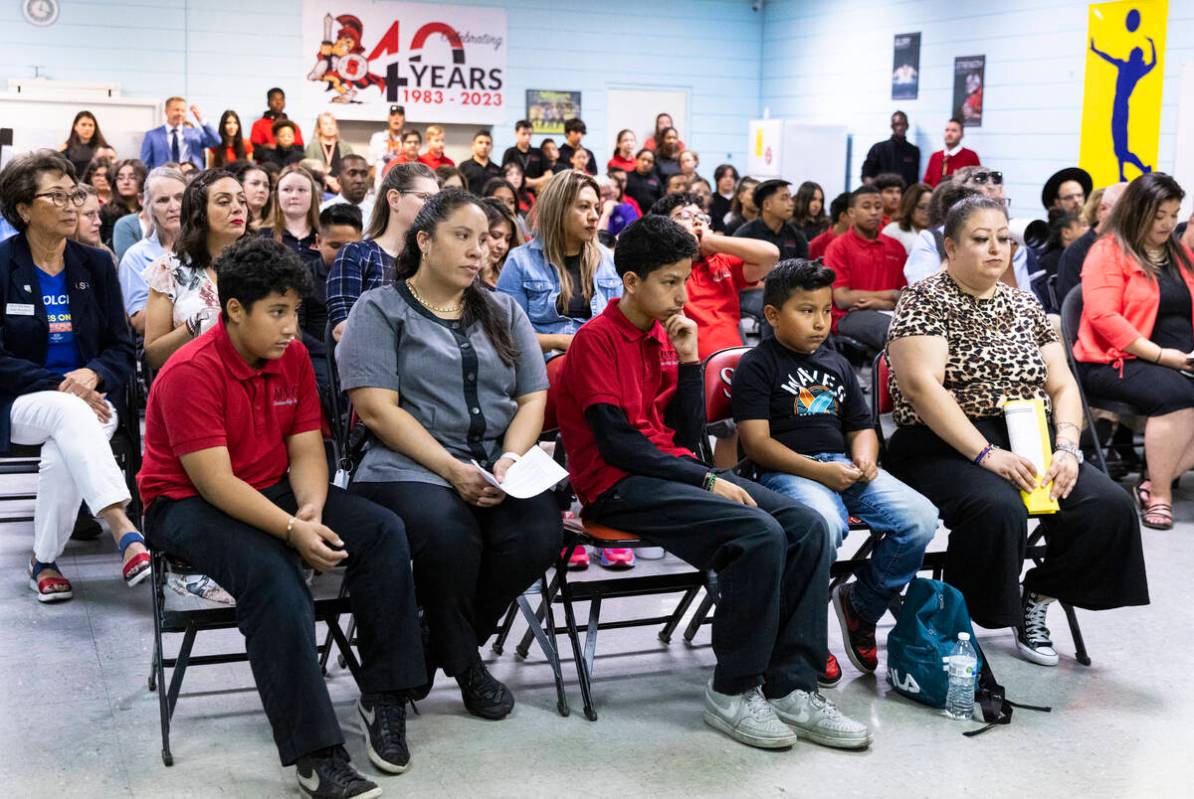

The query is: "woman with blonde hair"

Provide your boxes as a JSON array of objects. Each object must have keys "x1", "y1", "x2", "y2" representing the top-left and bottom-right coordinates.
[
  {"x1": 304, "y1": 112, "x2": 353, "y2": 195},
  {"x1": 271, "y1": 163, "x2": 321, "y2": 258},
  {"x1": 496, "y1": 170, "x2": 621, "y2": 354}
]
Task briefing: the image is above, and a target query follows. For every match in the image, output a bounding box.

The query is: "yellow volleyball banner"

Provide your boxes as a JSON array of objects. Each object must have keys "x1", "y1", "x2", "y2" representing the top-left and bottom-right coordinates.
[{"x1": 1078, "y1": 0, "x2": 1167, "y2": 187}]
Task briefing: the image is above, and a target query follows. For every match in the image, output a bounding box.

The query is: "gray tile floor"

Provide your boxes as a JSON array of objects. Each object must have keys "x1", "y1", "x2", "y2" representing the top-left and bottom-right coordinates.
[{"x1": 2, "y1": 470, "x2": 1192, "y2": 798}]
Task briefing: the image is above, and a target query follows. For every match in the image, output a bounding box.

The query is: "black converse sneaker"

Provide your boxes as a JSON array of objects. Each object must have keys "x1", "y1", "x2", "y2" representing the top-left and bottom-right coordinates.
[
  {"x1": 456, "y1": 656, "x2": 515, "y2": 720},
  {"x1": 295, "y1": 747, "x2": 381, "y2": 799},
  {"x1": 1014, "y1": 590, "x2": 1059, "y2": 666},
  {"x1": 358, "y1": 692, "x2": 411, "y2": 774}
]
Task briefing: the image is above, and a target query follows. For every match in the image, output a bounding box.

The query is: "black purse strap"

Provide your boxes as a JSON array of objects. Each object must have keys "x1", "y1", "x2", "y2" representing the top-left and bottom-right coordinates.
[{"x1": 963, "y1": 639, "x2": 1052, "y2": 737}]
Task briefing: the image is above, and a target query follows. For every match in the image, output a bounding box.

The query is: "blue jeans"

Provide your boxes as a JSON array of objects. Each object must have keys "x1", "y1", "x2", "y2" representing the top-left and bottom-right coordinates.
[{"x1": 759, "y1": 454, "x2": 938, "y2": 624}]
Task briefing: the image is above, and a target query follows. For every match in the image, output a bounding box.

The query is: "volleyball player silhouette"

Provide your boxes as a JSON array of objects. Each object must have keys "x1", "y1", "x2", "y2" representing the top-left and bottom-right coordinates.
[{"x1": 1090, "y1": 9, "x2": 1156, "y2": 181}]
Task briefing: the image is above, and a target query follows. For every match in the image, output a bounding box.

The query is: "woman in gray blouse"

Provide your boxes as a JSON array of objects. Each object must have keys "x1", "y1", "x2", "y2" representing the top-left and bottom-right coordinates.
[{"x1": 338, "y1": 190, "x2": 560, "y2": 722}]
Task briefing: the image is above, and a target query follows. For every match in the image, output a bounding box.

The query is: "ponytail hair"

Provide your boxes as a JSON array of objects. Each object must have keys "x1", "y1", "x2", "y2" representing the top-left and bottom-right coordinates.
[{"x1": 395, "y1": 189, "x2": 519, "y2": 366}]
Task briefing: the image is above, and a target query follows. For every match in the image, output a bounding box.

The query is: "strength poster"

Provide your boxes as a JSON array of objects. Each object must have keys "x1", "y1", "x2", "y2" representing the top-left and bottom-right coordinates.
[{"x1": 952, "y1": 55, "x2": 985, "y2": 127}]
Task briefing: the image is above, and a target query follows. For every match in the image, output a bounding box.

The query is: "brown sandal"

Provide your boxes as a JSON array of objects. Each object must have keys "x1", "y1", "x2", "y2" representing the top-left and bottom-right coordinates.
[
  {"x1": 1135, "y1": 479, "x2": 1152, "y2": 511},
  {"x1": 1141, "y1": 502, "x2": 1173, "y2": 530}
]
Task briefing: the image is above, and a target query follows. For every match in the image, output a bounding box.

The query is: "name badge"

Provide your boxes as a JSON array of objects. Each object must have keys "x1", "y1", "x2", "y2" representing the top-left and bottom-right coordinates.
[{"x1": 5, "y1": 303, "x2": 34, "y2": 316}]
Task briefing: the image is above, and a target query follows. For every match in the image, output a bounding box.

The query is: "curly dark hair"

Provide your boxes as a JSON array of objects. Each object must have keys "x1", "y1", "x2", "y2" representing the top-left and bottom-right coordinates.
[
  {"x1": 395, "y1": 188, "x2": 519, "y2": 365},
  {"x1": 613, "y1": 214, "x2": 699, "y2": 279},
  {"x1": 0, "y1": 149, "x2": 76, "y2": 232},
  {"x1": 763, "y1": 259, "x2": 836, "y2": 309},
  {"x1": 214, "y1": 235, "x2": 312, "y2": 320},
  {"x1": 174, "y1": 168, "x2": 245, "y2": 270},
  {"x1": 647, "y1": 192, "x2": 701, "y2": 218}
]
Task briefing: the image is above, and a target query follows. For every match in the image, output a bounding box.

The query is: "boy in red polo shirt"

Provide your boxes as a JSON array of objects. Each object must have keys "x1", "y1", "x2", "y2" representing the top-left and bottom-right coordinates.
[
  {"x1": 139, "y1": 237, "x2": 424, "y2": 798},
  {"x1": 808, "y1": 192, "x2": 851, "y2": 260},
  {"x1": 418, "y1": 125, "x2": 455, "y2": 170},
  {"x1": 555, "y1": 215, "x2": 870, "y2": 752},
  {"x1": 823, "y1": 185, "x2": 907, "y2": 350}
]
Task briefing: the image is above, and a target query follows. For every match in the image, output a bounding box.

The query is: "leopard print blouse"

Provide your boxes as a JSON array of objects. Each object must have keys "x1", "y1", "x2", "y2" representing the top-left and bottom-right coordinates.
[{"x1": 886, "y1": 271, "x2": 1058, "y2": 427}]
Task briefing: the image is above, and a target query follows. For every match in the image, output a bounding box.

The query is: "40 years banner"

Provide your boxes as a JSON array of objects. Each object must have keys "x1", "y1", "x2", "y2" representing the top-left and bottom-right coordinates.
[{"x1": 301, "y1": 1, "x2": 508, "y2": 123}]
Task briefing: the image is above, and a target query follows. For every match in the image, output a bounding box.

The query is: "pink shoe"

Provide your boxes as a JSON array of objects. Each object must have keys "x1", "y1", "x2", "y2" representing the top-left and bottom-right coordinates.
[
  {"x1": 598, "y1": 548, "x2": 636, "y2": 569},
  {"x1": 563, "y1": 546, "x2": 590, "y2": 570}
]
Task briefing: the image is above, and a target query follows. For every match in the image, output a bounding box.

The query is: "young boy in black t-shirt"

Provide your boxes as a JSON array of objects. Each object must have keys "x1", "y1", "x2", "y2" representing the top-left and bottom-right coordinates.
[{"x1": 733, "y1": 259, "x2": 938, "y2": 677}]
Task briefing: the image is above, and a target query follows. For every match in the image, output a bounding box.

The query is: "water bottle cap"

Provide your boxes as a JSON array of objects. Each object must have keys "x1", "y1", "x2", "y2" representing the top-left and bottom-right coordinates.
[{"x1": 958, "y1": 632, "x2": 970, "y2": 641}]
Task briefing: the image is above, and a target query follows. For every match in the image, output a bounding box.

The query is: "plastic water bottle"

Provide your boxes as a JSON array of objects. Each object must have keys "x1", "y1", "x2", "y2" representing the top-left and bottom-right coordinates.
[{"x1": 943, "y1": 632, "x2": 977, "y2": 720}]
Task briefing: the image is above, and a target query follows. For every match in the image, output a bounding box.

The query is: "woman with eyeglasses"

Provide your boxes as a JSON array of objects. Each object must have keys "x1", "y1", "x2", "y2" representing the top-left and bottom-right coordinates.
[
  {"x1": 82, "y1": 157, "x2": 114, "y2": 206},
  {"x1": 882, "y1": 182, "x2": 933, "y2": 254},
  {"x1": 0, "y1": 150, "x2": 143, "y2": 602},
  {"x1": 326, "y1": 161, "x2": 439, "y2": 341},
  {"x1": 99, "y1": 158, "x2": 147, "y2": 248},
  {"x1": 143, "y1": 169, "x2": 248, "y2": 368},
  {"x1": 69, "y1": 184, "x2": 116, "y2": 261}
]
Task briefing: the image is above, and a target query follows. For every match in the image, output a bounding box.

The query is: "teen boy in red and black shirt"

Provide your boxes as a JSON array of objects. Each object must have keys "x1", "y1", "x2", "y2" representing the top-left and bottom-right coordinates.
[
  {"x1": 139, "y1": 237, "x2": 424, "y2": 799},
  {"x1": 554, "y1": 214, "x2": 871, "y2": 752}
]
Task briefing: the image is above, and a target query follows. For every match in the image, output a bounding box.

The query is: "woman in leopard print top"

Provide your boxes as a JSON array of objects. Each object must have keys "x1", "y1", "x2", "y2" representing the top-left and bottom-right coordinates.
[{"x1": 882, "y1": 196, "x2": 1147, "y2": 665}]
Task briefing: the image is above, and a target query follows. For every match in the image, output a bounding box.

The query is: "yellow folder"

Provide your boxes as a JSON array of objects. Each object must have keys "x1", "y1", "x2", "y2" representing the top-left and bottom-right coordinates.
[{"x1": 1002, "y1": 399, "x2": 1060, "y2": 515}]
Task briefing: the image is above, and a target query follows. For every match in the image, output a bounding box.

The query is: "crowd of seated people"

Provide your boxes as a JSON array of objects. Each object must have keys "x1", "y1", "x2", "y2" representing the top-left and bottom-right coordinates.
[{"x1": 1, "y1": 94, "x2": 1182, "y2": 798}]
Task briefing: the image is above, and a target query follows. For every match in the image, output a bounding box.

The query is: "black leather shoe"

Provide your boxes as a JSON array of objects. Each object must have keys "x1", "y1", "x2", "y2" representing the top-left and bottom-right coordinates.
[{"x1": 455, "y1": 657, "x2": 515, "y2": 720}]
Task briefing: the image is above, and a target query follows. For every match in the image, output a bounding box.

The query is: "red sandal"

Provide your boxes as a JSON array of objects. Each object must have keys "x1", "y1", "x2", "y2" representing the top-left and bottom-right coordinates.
[
  {"x1": 28, "y1": 559, "x2": 73, "y2": 603},
  {"x1": 119, "y1": 532, "x2": 151, "y2": 587}
]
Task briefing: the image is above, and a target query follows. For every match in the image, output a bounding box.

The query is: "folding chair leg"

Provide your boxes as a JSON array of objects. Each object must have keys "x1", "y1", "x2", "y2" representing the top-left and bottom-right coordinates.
[
  {"x1": 337, "y1": 617, "x2": 357, "y2": 670},
  {"x1": 491, "y1": 600, "x2": 520, "y2": 655},
  {"x1": 583, "y1": 595, "x2": 602, "y2": 682},
  {"x1": 149, "y1": 559, "x2": 173, "y2": 766},
  {"x1": 516, "y1": 569, "x2": 560, "y2": 659},
  {"x1": 683, "y1": 590, "x2": 716, "y2": 643},
  {"x1": 166, "y1": 625, "x2": 198, "y2": 720},
  {"x1": 658, "y1": 585, "x2": 699, "y2": 643},
  {"x1": 555, "y1": 552, "x2": 596, "y2": 721},
  {"x1": 514, "y1": 591, "x2": 570, "y2": 717},
  {"x1": 1060, "y1": 602, "x2": 1091, "y2": 666},
  {"x1": 328, "y1": 619, "x2": 363, "y2": 683},
  {"x1": 320, "y1": 579, "x2": 351, "y2": 675}
]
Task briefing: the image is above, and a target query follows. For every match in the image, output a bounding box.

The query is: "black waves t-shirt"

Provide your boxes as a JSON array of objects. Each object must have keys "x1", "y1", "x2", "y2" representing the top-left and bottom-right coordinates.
[{"x1": 731, "y1": 338, "x2": 872, "y2": 455}]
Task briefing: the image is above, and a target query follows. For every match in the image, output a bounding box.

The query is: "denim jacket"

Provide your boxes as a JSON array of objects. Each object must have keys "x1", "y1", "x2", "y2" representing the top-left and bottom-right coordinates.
[{"x1": 496, "y1": 237, "x2": 622, "y2": 335}]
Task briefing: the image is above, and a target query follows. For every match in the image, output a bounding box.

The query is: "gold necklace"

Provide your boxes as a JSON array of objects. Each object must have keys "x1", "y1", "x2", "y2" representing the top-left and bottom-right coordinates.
[{"x1": 406, "y1": 279, "x2": 463, "y2": 313}]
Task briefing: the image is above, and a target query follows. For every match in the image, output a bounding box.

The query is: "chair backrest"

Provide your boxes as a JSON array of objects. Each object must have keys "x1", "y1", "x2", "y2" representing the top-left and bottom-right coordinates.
[
  {"x1": 703, "y1": 346, "x2": 752, "y2": 424},
  {"x1": 871, "y1": 351, "x2": 894, "y2": 418},
  {"x1": 543, "y1": 353, "x2": 567, "y2": 433},
  {"x1": 323, "y1": 323, "x2": 348, "y2": 464},
  {"x1": 1059, "y1": 284, "x2": 1083, "y2": 351}
]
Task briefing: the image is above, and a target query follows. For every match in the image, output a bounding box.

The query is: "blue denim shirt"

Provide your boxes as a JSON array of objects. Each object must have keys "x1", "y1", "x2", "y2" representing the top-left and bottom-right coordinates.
[{"x1": 496, "y1": 237, "x2": 622, "y2": 335}]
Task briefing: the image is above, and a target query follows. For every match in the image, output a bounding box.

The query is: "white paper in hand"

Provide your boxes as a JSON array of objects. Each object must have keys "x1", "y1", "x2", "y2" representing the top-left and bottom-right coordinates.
[{"x1": 470, "y1": 446, "x2": 569, "y2": 499}]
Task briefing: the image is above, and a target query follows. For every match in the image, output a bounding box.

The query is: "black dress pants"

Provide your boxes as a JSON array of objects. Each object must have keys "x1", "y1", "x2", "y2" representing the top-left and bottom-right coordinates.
[
  {"x1": 585, "y1": 470, "x2": 831, "y2": 698},
  {"x1": 350, "y1": 481, "x2": 562, "y2": 676},
  {"x1": 146, "y1": 480, "x2": 425, "y2": 766},
  {"x1": 886, "y1": 421, "x2": 1149, "y2": 629}
]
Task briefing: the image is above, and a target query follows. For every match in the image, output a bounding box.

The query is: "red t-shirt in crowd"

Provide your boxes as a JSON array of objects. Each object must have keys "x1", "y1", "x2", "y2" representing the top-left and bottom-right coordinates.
[
  {"x1": 923, "y1": 147, "x2": 981, "y2": 188},
  {"x1": 555, "y1": 298, "x2": 693, "y2": 506},
  {"x1": 250, "y1": 116, "x2": 304, "y2": 148},
  {"x1": 418, "y1": 151, "x2": 455, "y2": 169},
  {"x1": 824, "y1": 228, "x2": 908, "y2": 326},
  {"x1": 382, "y1": 153, "x2": 419, "y2": 176},
  {"x1": 684, "y1": 253, "x2": 750, "y2": 360},
  {"x1": 808, "y1": 228, "x2": 840, "y2": 260},
  {"x1": 138, "y1": 320, "x2": 323, "y2": 508},
  {"x1": 208, "y1": 143, "x2": 254, "y2": 165},
  {"x1": 607, "y1": 154, "x2": 637, "y2": 173}
]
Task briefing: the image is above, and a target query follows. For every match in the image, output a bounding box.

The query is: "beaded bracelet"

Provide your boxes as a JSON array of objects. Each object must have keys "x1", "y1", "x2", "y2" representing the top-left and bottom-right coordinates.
[{"x1": 703, "y1": 472, "x2": 718, "y2": 492}]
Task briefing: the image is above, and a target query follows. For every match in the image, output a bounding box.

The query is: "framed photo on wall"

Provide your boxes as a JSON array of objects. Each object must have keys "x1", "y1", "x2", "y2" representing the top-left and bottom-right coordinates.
[{"x1": 526, "y1": 90, "x2": 581, "y2": 134}]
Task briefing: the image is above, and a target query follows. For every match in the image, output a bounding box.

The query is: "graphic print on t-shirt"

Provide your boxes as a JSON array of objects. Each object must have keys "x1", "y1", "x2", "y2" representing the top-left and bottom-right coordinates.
[{"x1": 780, "y1": 366, "x2": 846, "y2": 417}]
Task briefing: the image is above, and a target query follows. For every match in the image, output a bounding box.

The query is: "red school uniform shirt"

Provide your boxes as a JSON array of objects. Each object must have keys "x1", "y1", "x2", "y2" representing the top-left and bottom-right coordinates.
[
  {"x1": 137, "y1": 319, "x2": 323, "y2": 508},
  {"x1": 923, "y1": 147, "x2": 981, "y2": 188},
  {"x1": 418, "y1": 151, "x2": 456, "y2": 169},
  {"x1": 555, "y1": 298, "x2": 693, "y2": 506},
  {"x1": 823, "y1": 228, "x2": 908, "y2": 326},
  {"x1": 607, "y1": 154, "x2": 637, "y2": 173},
  {"x1": 684, "y1": 252, "x2": 750, "y2": 360},
  {"x1": 250, "y1": 116, "x2": 304, "y2": 148},
  {"x1": 808, "y1": 228, "x2": 840, "y2": 260}
]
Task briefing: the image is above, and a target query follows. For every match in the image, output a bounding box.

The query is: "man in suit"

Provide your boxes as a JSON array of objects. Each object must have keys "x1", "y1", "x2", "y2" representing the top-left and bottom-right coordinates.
[{"x1": 139, "y1": 97, "x2": 219, "y2": 170}]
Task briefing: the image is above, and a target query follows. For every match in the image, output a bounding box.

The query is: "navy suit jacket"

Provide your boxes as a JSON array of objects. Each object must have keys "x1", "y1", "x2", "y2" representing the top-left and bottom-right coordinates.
[
  {"x1": 0, "y1": 235, "x2": 135, "y2": 452},
  {"x1": 139, "y1": 123, "x2": 220, "y2": 169}
]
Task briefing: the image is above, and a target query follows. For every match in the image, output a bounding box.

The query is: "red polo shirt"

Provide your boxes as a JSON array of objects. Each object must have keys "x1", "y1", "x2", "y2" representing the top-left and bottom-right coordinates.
[
  {"x1": 418, "y1": 151, "x2": 456, "y2": 169},
  {"x1": 824, "y1": 228, "x2": 908, "y2": 325},
  {"x1": 684, "y1": 252, "x2": 750, "y2": 360},
  {"x1": 138, "y1": 320, "x2": 322, "y2": 508},
  {"x1": 555, "y1": 298, "x2": 693, "y2": 505},
  {"x1": 808, "y1": 228, "x2": 840, "y2": 260}
]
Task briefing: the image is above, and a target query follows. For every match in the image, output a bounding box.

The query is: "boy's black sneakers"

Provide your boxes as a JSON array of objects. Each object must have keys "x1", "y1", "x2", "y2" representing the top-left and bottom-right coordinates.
[
  {"x1": 358, "y1": 692, "x2": 411, "y2": 774},
  {"x1": 456, "y1": 657, "x2": 515, "y2": 720},
  {"x1": 295, "y1": 747, "x2": 380, "y2": 799}
]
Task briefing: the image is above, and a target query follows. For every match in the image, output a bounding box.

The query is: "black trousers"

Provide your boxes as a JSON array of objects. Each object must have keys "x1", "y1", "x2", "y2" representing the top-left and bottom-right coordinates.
[
  {"x1": 586, "y1": 471, "x2": 831, "y2": 697},
  {"x1": 146, "y1": 481, "x2": 425, "y2": 766},
  {"x1": 886, "y1": 421, "x2": 1149, "y2": 629},
  {"x1": 351, "y1": 481, "x2": 562, "y2": 676}
]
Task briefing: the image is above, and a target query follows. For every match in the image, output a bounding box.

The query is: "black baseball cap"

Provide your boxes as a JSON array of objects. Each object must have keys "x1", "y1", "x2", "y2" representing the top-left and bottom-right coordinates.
[
  {"x1": 389, "y1": 105, "x2": 405, "y2": 116},
  {"x1": 753, "y1": 179, "x2": 792, "y2": 208}
]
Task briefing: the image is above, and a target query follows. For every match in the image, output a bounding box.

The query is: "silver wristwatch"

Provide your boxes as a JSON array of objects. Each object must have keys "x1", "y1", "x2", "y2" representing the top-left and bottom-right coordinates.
[{"x1": 1055, "y1": 443, "x2": 1084, "y2": 464}]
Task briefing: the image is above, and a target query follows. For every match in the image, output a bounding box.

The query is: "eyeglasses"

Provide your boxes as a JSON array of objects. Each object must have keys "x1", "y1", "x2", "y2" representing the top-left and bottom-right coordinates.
[
  {"x1": 970, "y1": 171, "x2": 1003, "y2": 186},
  {"x1": 34, "y1": 189, "x2": 89, "y2": 208},
  {"x1": 674, "y1": 210, "x2": 711, "y2": 225}
]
